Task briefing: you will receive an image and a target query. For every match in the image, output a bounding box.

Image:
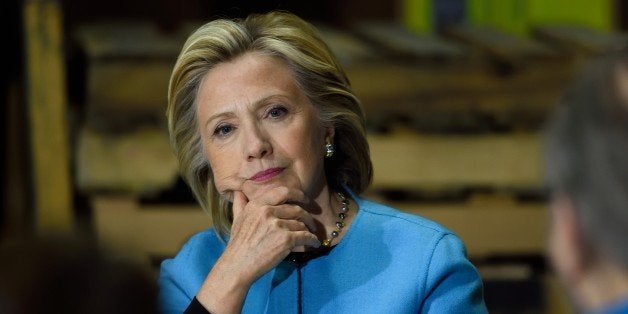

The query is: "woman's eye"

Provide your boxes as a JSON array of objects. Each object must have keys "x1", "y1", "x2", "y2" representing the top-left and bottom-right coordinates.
[
  {"x1": 268, "y1": 106, "x2": 288, "y2": 119},
  {"x1": 213, "y1": 124, "x2": 234, "y2": 137}
]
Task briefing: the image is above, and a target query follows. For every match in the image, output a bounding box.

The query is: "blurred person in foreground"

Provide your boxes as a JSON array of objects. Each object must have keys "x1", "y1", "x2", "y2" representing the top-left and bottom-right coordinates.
[
  {"x1": 0, "y1": 235, "x2": 158, "y2": 313},
  {"x1": 159, "y1": 10, "x2": 487, "y2": 314},
  {"x1": 545, "y1": 48, "x2": 628, "y2": 313}
]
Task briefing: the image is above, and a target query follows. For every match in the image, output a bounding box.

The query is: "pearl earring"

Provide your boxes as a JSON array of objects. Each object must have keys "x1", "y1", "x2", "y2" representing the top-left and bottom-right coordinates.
[{"x1": 325, "y1": 143, "x2": 334, "y2": 158}]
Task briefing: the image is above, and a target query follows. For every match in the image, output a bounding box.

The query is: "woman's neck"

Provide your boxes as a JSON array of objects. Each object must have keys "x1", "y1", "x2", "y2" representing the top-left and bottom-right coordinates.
[{"x1": 306, "y1": 184, "x2": 356, "y2": 249}]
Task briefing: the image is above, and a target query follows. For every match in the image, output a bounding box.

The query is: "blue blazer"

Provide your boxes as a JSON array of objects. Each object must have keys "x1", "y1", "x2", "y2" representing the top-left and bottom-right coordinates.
[{"x1": 159, "y1": 192, "x2": 488, "y2": 313}]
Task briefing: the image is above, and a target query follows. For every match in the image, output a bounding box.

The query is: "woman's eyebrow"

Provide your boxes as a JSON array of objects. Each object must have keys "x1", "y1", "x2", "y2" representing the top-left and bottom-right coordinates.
[
  {"x1": 204, "y1": 111, "x2": 236, "y2": 129},
  {"x1": 253, "y1": 94, "x2": 289, "y2": 107},
  {"x1": 242, "y1": 94, "x2": 292, "y2": 113},
  {"x1": 203, "y1": 94, "x2": 290, "y2": 128}
]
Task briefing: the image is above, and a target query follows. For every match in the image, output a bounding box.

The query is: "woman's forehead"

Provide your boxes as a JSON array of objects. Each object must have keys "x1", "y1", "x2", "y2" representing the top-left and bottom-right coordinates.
[{"x1": 196, "y1": 52, "x2": 309, "y2": 116}]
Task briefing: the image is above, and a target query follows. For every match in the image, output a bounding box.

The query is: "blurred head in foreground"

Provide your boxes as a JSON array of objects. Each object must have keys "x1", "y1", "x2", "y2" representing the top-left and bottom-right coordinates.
[
  {"x1": 545, "y1": 48, "x2": 628, "y2": 312},
  {"x1": 0, "y1": 235, "x2": 157, "y2": 314}
]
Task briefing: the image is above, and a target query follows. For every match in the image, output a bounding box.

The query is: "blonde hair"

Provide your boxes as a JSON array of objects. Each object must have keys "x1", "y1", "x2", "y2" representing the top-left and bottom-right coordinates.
[{"x1": 167, "y1": 11, "x2": 372, "y2": 239}]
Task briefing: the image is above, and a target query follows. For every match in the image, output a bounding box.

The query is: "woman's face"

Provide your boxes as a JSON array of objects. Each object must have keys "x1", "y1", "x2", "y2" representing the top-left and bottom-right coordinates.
[{"x1": 196, "y1": 52, "x2": 333, "y2": 201}]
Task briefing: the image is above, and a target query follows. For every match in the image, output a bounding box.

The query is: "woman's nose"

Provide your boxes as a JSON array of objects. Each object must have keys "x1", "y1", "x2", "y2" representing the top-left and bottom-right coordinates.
[{"x1": 243, "y1": 124, "x2": 272, "y2": 160}]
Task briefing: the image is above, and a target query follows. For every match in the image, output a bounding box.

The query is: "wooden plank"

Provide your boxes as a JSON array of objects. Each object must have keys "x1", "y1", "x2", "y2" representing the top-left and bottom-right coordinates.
[
  {"x1": 354, "y1": 22, "x2": 468, "y2": 60},
  {"x1": 93, "y1": 194, "x2": 546, "y2": 264},
  {"x1": 73, "y1": 23, "x2": 181, "y2": 129},
  {"x1": 534, "y1": 26, "x2": 628, "y2": 55},
  {"x1": 92, "y1": 196, "x2": 210, "y2": 265},
  {"x1": 383, "y1": 198, "x2": 548, "y2": 258},
  {"x1": 346, "y1": 60, "x2": 574, "y2": 130},
  {"x1": 77, "y1": 128, "x2": 543, "y2": 194},
  {"x1": 85, "y1": 60, "x2": 171, "y2": 128},
  {"x1": 73, "y1": 22, "x2": 181, "y2": 59},
  {"x1": 87, "y1": 61, "x2": 174, "y2": 110},
  {"x1": 23, "y1": 0, "x2": 73, "y2": 234},
  {"x1": 316, "y1": 25, "x2": 380, "y2": 66},
  {"x1": 368, "y1": 131, "x2": 543, "y2": 190},
  {"x1": 76, "y1": 127, "x2": 178, "y2": 194},
  {"x1": 445, "y1": 25, "x2": 561, "y2": 66},
  {"x1": 347, "y1": 61, "x2": 573, "y2": 99}
]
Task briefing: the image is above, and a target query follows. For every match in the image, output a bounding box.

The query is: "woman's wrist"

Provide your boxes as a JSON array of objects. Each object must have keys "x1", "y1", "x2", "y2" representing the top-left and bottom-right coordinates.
[
  {"x1": 196, "y1": 254, "x2": 252, "y2": 313},
  {"x1": 185, "y1": 297, "x2": 211, "y2": 314}
]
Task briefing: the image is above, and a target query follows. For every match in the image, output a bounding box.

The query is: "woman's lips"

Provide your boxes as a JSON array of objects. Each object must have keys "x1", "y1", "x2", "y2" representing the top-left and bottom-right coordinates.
[{"x1": 249, "y1": 167, "x2": 284, "y2": 183}]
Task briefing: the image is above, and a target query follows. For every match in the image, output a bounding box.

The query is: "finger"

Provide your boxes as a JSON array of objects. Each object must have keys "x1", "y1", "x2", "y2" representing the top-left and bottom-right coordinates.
[
  {"x1": 231, "y1": 190, "x2": 248, "y2": 221},
  {"x1": 294, "y1": 209, "x2": 317, "y2": 233},
  {"x1": 277, "y1": 219, "x2": 308, "y2": 232},
  {"x1": 292, "y1": 230, "x2": 321, "y2": 248},
  {"x1": 273, "y1": 205, "x2": 317, "y2": 232}
]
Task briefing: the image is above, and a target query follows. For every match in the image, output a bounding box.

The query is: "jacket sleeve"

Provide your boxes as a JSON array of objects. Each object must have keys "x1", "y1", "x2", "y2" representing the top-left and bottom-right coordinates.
[
  {"x1": 158, "y1": 256, "x2": 195, "y2": 314},
  {"x1": 158, "y1": 231, "x2": 219, "y2": 314},
  {"x1": 421, "y1": 233, "x2": 488, "y2": 313}
]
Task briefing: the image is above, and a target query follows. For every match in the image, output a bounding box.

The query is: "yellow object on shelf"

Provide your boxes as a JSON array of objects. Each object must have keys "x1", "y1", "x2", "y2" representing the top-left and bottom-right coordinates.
[
  {"x1": 403, "y1": 0, "x2": 614, "y2": 36},
  {"x1": 468, "y1": 0, "x2": 613, "y2": 35},
  {"x1": 402, "y1": 0, "x2": 433, "y2": 34}
]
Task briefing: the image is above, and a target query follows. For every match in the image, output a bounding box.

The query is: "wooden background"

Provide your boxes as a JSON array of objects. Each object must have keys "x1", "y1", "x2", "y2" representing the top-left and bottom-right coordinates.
[{"x1": 3, "y1": 1, "x2": 628, "y2": 313}]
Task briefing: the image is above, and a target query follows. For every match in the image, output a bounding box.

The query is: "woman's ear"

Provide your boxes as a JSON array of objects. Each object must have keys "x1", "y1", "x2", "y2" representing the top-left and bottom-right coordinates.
[
  {"x1": 324, "y1": 126, "x2": 335, "y2": 144},
  {"x1": 549, "y1": 193, "x2": 589, "y2": 286}
]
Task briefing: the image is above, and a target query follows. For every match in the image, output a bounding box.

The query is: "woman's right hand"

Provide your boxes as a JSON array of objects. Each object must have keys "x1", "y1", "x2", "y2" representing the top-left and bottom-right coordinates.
[
  {"x1": 196, "y1": 186, "x2": 320, "y2": 313},
  {"x1": 225, "y1": 187, "x2": 320, "y2": 281}
]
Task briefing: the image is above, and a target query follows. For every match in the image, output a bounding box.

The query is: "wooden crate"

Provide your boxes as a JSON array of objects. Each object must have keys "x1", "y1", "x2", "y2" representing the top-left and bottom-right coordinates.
[
  {"x1": 76, "y1": 127, "x2": 177, "y2": 194},
  {"x1": 74, "y1": 21, "x2": 564, "y2": 271},
  {"x1": 92, "y1": 196, "x2": 209, "y2": 267},
  {"x1": 70, "y1": 19, "x2": 611, "y2": 314},
  {"x1": 73, "y1": 23, "x2": 182, "y2": 131},
  {"x1": 371, "y1": 195, "x2": 548, "y2": 258},
  {"x1": 369, "y1": 129, "x2": 542, "y2": 190},
  {"x1": 88, "y1": 129, "x2": 547, "y2": 264}
]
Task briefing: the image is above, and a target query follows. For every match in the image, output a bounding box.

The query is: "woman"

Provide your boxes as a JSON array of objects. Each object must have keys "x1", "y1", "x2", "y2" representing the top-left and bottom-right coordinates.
[{"x1": 159, "y1": 11, "x2": 487, "y2": 314}]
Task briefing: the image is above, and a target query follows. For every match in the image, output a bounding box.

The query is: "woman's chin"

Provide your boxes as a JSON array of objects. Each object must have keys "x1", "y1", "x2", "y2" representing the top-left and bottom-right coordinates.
[{"x1": 243, "y1": 173, "x2": 303, "y2": 198}]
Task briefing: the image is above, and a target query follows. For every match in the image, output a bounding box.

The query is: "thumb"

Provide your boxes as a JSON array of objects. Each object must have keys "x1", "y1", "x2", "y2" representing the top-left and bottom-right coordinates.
[{"x1": 231, "y1": 190, "x2": 248, "y2": 221}]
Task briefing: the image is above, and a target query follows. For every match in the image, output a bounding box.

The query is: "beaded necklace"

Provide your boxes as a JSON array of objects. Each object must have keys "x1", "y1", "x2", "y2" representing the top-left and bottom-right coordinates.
[{"x1": 321, "y1": 192, "x2": 350, "y2": 247}]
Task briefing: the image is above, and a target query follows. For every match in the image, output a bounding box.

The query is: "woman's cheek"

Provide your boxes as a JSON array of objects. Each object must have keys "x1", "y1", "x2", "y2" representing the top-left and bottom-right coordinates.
[{"x1": 209, "y1": 159, "x2": 243, "y2": 197}]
